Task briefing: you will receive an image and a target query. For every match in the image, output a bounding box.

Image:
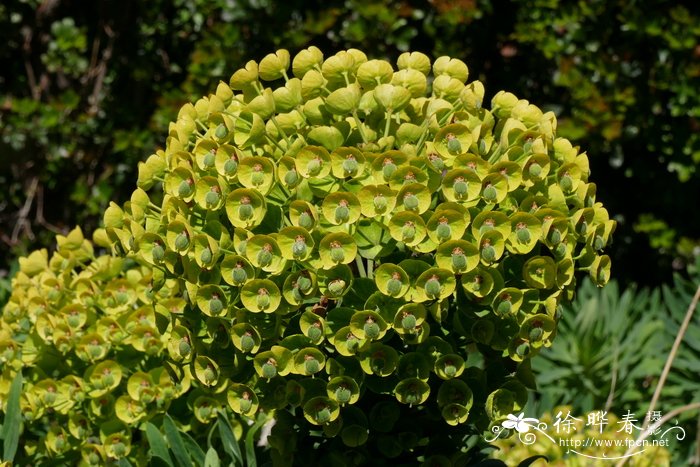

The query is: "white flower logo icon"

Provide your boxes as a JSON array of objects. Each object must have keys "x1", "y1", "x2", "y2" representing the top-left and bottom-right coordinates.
[{"x1": 502, "y1": 413, "x2": 540, "y2": 433}]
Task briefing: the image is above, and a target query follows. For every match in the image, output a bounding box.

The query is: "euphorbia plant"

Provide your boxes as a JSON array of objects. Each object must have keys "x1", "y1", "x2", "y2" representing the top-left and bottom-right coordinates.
[{"x1": 1, "y1": 48, "x2": 614, "y2": 465}]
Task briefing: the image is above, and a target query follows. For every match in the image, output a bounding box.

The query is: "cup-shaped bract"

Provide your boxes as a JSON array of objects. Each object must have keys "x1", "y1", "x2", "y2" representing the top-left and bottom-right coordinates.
[
  {"x1": 241, "y1": 279, "x2": 282, "y2": 313},
  {"x1": 394, "y1": 377, "x2": 430, "y2": 407},
  {"x1": 374, "y1": 263, "x2": 410, "y2": 299},
  {"x1": 277, "y1": 226, "x2": 315, "y2": 262},
  {"x1": 227, "y1": 383, "x2": 259, "y2": 416}
]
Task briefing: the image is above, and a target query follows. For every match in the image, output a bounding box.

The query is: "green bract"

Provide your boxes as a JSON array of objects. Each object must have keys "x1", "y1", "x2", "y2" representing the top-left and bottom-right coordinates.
[{"x1": 1, "y1": 49, "x2": 615, "y2": 465}]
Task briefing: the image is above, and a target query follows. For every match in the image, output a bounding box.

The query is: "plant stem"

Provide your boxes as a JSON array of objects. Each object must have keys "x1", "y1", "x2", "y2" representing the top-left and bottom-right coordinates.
[
  {"x1": 352, "y1": 110, "x2": 368, "y2": 144},
  {"x1": 643, "y1": 282, "x2": 700, "y2": 430},
  {"x1": 355, "y1": 256, "x2": 367, "y2": 278},
  {"x1": 383, "y1": 110, "x2": 393, "y2": 140},
  {"x1": 269, "y1": 115, "x2": 291, "y2": 147}
]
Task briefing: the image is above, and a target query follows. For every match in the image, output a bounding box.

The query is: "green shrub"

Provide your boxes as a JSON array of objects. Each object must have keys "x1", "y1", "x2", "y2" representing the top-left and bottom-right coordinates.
[{"x1": 1, "y1": 49, "x2": 614, "y2": 465}]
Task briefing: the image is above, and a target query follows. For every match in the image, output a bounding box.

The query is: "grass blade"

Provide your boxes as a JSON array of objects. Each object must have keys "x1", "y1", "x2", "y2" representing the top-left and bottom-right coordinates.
[
  {"x1": 145, "y1": 422, "x2": 174, "y2": 467},
  {"x1": 216, "y1": 411, "x2": 243, "y2": 466},
  {"x1": 2, "y1": 372, "x2": 23, "y2": 462},
  {"x1": 163, "y1": 414, "x2": 193, "y2": 467}
]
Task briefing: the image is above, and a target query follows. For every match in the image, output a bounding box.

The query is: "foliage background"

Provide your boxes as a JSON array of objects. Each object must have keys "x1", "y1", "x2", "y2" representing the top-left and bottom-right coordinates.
[{"x1": 1, "y1": 0, "x2": 699, "y2": 462}]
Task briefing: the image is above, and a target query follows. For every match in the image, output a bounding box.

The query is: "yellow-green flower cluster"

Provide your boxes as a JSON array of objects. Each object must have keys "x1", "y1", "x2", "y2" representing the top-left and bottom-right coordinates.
[
  {"x1": 1, "y1": 48, "x2": 615, "y2": 463},
  {"x1": 1, "y1": 228, "x2": 190, "y2": 463}
]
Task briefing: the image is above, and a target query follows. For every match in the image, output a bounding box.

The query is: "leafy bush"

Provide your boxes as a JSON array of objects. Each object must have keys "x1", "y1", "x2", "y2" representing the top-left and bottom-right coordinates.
[{"x1": 1, "y1": 48, "x2": 614, "y2": 465}]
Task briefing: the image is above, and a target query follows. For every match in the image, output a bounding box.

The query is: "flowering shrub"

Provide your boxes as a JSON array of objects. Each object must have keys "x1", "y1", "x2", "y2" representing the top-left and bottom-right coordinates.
[{"x1": 1, "y1": 48, "x2": 614, "y2": 465}]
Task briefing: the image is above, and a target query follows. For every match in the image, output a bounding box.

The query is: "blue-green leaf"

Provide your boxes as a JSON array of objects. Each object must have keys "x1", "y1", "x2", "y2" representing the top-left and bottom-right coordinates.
[
  {"x1": 145, "y1": 422, "x2": 174, "y2": 467},
  {"x1": 216, "y1": 411, "x2": 243, "y2": 466},
  {"x1": 2, "y1": 372, "x2": 22, "y2": 462},
  {"x1": 164, "y1": 414, "x2": 193, "y2": 467},
  {"x1": 181, "y1": 430, "x2": 206, "y2": 467}
]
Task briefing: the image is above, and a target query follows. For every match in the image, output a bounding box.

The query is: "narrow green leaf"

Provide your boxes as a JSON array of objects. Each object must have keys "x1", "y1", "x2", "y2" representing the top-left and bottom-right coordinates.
[
  {"x1": 145, "y1": 422, "x2": 174, "y2": 467},
  {"x1": 164, "y1": 414, "x2": 193, "y2": 467},
  {"x1": 216, "y1": 411, "x2": 243, "y2": 466},
  {"x1": 204, "y1": 448, "x2": 221, "y2": 467},
  {"x1": 2, "y1": 372, "x2": 22, "y2": 462},
  {"x1": 180, "y1": 430, "x2": 206, "y2": 467},
  {"x1": 244, "y1": 417, "x2": 267, "y2": 467},
  {"x1": 118, "y1": 458, "x2": 134, "y2": 467}
]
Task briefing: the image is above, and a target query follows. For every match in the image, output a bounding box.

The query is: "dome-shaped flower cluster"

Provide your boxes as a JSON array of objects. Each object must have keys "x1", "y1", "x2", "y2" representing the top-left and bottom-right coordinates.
[{"x1": 1, "y1": 48, "x2": 614, "y2": 464}]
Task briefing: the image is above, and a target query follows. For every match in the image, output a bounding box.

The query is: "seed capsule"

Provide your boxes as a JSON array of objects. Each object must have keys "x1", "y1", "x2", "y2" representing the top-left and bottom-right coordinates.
[
  {"x1": 335, "y1": 201, "x2": 350, "y2": 223},
  {"x1": 152, "y1": 243, "x2": 165, "y2": 262},
  {"x1": 516, "y1": 342, "x2": 531, "y2": 357},
  {"x1": 224, "y1": 157, "x2": 238, "y2": 175},
  {"x1": 330, "y1": 241, "x2": 345, "y2": 262},
  {"x1": 257, "y1": 289, "x2": 270, "y2": 309},
  {"x1": 232, "y1": 264, "x2": 247, "y2": 283},
  {"x1": 425, "y1": 276, "x2": 441, "y2": 297},
  {"x1": 480, "y1": 241, "x2": 496, "y2": 263},
  {"x1": 528, "y1": 162, "x2": 542, "y2": 178},
  {"x1": 364, "y1": 318, "x2": 380, "y2": 339},
  {"x1": 328, "y1": 279, "x2": 346, "y2": 297},
  {"x1": 343, "y1": 156, "x2": 358, "y2": 175},
  {"x1": 451, "y1": 247, "x2": 467, "y2": 271},
  {"x1": 257, "y1": 245, "x2": 273, "y2": 267},
  {"x1": 516, "y1": 223, "x2": 531, "y2": 243},
  {"x1": 436, "y1": 218, "x2": 451, "y2": 241},
  {"x1": 335, "y1": 385, "x2": 352, "y2": 404},
  {"x1": 175, "y1": 232, "x2": 190, "y2": 250},
  {"x1": 304, "y1": 355, "x2": 320, "y2": 374},
  {"x1": 292, "y1": 236, "x2": 307, "y2": 258},
  {"x1": 251, "y1": 164, "x2": 265, "y2": 186},
  {"x1": 178, "y1": 179, "x2": 194, "y2": 198},
  {"x1": 529, "y1": 327, "x2": 544, "y2": 341},
  {"x1": 240, "y1": 333, "x2": 255, "y2": 353},
  {"x1": 387, "y1": 273, "x2": 403, "y2": 295},
  {"x1": 401, "y1": 313, "x2": 416, "y2": 330},
  {"x1": 284, "y1": 168, "x2": 299, "y2": 186},
  {"x1": 453, "y1": 178, "x2": 468, "y2": 197},
  {"x1": 209, "y1": 295, "x2": 223, "y2": 314},
  {"x1": 203, "y1": 151, "x2": 216, "y2": 168},
  {"x1": 373, "y1": 194, "x2": 388, "y2": 212},
  {"x1": 205, "y1": 188, "x2": 220, "y2": 206},
  {"x1": 308, "y1": 324, "x2": 322, "y2": 342},
  {"x1": 215, "y1": 124, "x2": 228, "y2": 139},
  {"x1": 297, "y1": 275, "x2": 312, "y2": 292},
  {"x1": 307, "y1": 157, "x2": 322, "y2": 176},
  {"x1": 262, "y1": 359, "x2": 277, "y2": 379},
  {"x1": 446, "y1": 133, "x2": 462, "y2": 153},
  {"x1": 200, "y1": 247, "x2": 213, "y2": 264},
  {"x1": 560, "y1": 173, "x2": 573, "y2": 192},
  {"x1": 483, "y1": 184, "x2": 497, "y2": 201},
  {"x1": 402, "y1": 221, "x2": 416, "y2": 241},
  {"x1": 403, "y1": 193, "x2": 419, "y2": 210},
  {"x1": 299, "y1": 211, "x2": 314, "y2": 229},
  {"x1": 382, "y1": 159, "x2": 397, "y2": 179}
]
